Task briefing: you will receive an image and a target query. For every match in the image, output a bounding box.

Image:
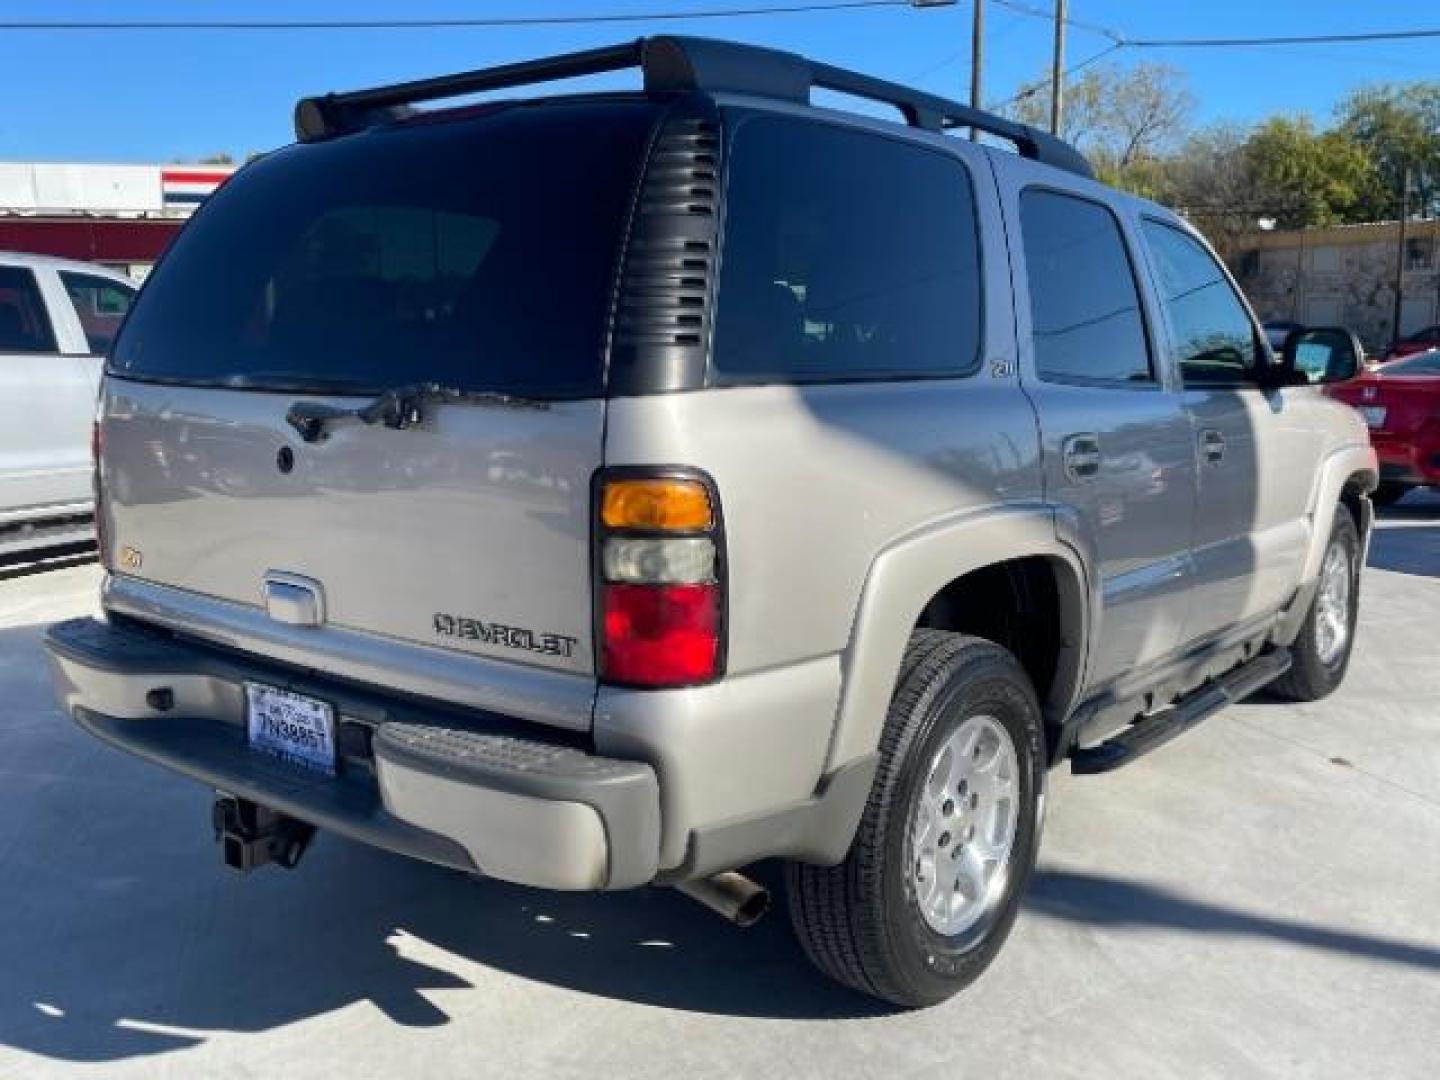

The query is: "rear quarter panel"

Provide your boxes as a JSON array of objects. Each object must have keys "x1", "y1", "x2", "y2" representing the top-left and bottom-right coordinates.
[{"x1": 603, "y1": 379, "x2": 1044, "y2": 677}]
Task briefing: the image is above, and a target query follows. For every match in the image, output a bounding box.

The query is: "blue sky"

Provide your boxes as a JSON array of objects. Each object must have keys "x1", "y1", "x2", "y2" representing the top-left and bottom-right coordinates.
[{"x1": 1, "y1": 0, "x2": 1429, "y2": 162}]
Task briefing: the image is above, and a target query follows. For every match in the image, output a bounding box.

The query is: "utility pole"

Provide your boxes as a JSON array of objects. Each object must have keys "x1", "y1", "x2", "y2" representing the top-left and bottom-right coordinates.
[
  {"x1": 1392, "y1": 164, "x2": 1411, "y2": 345},
  {"x1": 1049, "y1": 0, "x2": 1067, "y2": 135},
  {"x1": 970, "y1": 0, "x2": 984, "y2": 140}
]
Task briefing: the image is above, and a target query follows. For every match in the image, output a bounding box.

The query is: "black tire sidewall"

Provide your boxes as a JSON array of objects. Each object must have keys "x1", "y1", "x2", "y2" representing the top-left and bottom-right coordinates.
[{"x1": 881, "y1": 649, "x2": 1044, "y2": 1005}]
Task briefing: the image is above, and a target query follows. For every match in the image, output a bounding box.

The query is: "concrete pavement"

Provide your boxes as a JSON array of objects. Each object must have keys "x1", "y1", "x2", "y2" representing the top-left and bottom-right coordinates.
[{"x1": 0, "y1": 496, "x2": 1437, "y2": 1078}]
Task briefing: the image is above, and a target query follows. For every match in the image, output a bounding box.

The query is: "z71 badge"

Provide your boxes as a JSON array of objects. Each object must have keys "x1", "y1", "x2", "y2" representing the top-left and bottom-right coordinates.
[{"x1": 433, "y1": 613, "x2": 578, "y2": 658}]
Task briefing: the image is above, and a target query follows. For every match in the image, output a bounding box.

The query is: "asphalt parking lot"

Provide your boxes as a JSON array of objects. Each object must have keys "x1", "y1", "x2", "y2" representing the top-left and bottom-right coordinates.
[{"x1": 1, "y1": 495, "x2": 1437, "y2": 1079}]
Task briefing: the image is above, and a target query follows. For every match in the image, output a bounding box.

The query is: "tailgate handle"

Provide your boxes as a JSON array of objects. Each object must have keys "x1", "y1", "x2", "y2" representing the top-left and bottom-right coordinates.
[{"x1": 263, "y1": 573, "x2": 326, "y2": 627}]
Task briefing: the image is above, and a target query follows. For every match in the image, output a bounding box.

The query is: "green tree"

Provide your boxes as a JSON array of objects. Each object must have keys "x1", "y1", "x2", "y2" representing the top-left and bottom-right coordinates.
[
  {"x1": 1335, "y1": 83, "x2": 1440, "y2": 219},
  {"x1": 1242, "y1": 117, "x2": 1377, "y2": 229}
]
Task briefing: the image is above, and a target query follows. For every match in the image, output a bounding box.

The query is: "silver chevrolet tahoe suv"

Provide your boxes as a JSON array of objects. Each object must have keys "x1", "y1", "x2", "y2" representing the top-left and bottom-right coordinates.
[{"x1": 45, "y1": 37, "x2": 1378, "y2": 1008}]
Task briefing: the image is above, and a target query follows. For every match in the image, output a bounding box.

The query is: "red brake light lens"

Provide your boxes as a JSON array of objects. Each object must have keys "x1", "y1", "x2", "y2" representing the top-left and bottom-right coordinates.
[
  {"x1": 602, "y1": 583, "x2": 720, "y2": 687},
  {"x1": 596, "y1": 470, "x2": 724, "y2": 688}
]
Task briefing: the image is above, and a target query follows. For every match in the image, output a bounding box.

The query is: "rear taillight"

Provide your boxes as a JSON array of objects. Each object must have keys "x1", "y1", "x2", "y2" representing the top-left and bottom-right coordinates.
[
  {"x1": 92, "y1": 419, "x2": 110, "y2": 571},
  {"x1": 596, "y1": 472, "x2": 724, "y2": 688}
]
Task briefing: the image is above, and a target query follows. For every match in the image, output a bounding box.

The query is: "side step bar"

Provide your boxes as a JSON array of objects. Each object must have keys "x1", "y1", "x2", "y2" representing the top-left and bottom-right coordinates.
[{"x1": 1070, "y1": 650, "x2": 1292, "y2": 775}]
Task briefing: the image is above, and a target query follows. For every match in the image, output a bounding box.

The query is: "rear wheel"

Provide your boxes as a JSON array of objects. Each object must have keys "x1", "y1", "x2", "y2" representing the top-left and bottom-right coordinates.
[
  {"x1": 785, "y1": 632, "x2": 1044, "y2": 1008},
  {"x1": 1271, "y1": 506, "x2": 1360, "y2": 702},
  {"x1": 1371, "y1": 482, "x2": 1412, "y2": 508}
]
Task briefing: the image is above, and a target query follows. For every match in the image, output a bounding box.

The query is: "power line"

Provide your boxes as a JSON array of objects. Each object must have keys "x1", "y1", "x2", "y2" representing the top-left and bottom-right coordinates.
[
  {"x1": 1124, "y1": 27, "x2": 1440, "y2": 49},
  {"x1": 984, "y1": 20, "x2": 1440, "y2": 114},
  {"x1": 0, "y1": 1, "x2": 912, "y2": 32},
  {"x1": 909, "y1": 7, "x2": 1031, "y2": 81},
  {"x1": 990, "y1": 0, "x2": 1122, "y2": 43},
  {"x1": 986, "y1": 41, "x2": 1122, "y2": 111}
]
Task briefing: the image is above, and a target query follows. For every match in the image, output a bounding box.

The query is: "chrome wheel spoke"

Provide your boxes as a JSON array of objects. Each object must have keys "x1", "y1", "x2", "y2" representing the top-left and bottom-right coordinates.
[
  {"x1": 954, "y1": 844, "x2": 989, "y2": 900},
  {"x1": 1314, "y1": 540, "x2": 1353, "y2": 665}
]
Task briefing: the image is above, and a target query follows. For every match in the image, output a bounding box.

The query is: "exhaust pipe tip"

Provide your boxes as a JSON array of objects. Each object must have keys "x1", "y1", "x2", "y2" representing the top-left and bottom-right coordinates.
[
  {"x1": 675, "y1": 870, "x2": 771, "y2": 928},
  {"x1": 732, "y1": 885, "x2": 771, "y2": 929}
]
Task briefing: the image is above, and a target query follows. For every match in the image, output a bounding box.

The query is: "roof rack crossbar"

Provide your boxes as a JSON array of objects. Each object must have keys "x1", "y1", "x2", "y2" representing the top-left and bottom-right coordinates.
[{"x1": 293, "y1": 35, "x2": 1092, "y2": 179}]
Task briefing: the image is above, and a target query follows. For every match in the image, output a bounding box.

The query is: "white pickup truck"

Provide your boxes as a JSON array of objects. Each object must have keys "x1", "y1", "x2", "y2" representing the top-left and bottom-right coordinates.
[{"x1": 0, "y1": 251, "x2": 136, "y2": 557}]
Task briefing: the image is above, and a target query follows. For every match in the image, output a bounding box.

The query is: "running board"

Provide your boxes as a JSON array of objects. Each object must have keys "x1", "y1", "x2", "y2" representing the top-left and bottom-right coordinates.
[
  {"x1": 0, "y1": 513, "x2": 94, "y2": 560},
  {"x1": 1069, "y1": 650, "x2": 1292, "y2": 775}
]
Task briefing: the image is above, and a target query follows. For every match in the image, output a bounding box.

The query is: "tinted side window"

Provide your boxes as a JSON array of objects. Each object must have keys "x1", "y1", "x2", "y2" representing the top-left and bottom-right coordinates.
[
  {"x1": 713, "y1": 117, "x2": 981, "y2": 382},
  {"x1": 0, "y1": 266, "x2": 57, "y2": 354},
  {"x1": 60, "y1": 271, "x2": 136, "y2": 354},
  {"x1": 1019, "y1": 190, "x2": 1151, "y2": 384},
  {"x1": 1141, "y1": 219, "x2": 1259, "y2": 386}
]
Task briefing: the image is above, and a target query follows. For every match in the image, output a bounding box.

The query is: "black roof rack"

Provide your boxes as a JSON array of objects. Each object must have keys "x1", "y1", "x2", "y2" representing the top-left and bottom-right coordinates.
[{"x1": 293, "y1": 35, "x2": 1093, "y2": 179}]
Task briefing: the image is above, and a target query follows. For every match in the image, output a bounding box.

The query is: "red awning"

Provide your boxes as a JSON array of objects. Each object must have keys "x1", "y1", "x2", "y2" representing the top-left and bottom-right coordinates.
[{"x1": 0, "y1": 216, "x2": 185, "y2": 264}]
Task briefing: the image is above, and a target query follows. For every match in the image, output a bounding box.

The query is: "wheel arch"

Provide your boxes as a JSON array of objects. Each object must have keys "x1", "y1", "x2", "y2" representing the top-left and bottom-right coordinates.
[
  {"x1": 1302, "y1": 444, "x2": 1378, "y2": 584},
  {"x1": 825, "y1": 505, "x2": 1090, "y2": 775}
]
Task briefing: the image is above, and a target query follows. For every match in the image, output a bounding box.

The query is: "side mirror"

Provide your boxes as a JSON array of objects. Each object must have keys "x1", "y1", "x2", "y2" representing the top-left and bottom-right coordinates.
[{"x1": 1280, "y1": 326, "x2": 1362, "y2": 385}]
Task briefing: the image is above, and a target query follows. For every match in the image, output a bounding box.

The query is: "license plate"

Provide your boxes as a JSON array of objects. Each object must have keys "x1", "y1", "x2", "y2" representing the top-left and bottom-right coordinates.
[
  {"x1": 1361, "y1": 405, "x2": 1386, "y2": 428},
  {"x1": 245, "y1": 683, "x2": 336, "y2": 775}
]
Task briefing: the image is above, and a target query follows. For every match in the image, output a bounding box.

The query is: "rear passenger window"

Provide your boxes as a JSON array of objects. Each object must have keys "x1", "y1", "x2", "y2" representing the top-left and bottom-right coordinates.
[
  {"x1": 713, "y1": 117, "x2": 981, "y2": 382},
  {"x1": 0, "y1": 266, "x2": 58, "y2": 354},
  {"x1": 1140, "y1": 219, "x2": 1259, "y2": 386},
  {"x1": 1019, "y1": 190, "x2": 1151, "y2": 385},
  {"x1": 60, "y1": 271, "x2": 136, "y2": 355}
]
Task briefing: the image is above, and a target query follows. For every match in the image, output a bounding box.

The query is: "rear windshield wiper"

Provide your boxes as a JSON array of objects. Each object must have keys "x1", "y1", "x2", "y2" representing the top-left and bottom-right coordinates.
[{"x1": 285, "y1": 382, "x2": 549, "y2": 443}]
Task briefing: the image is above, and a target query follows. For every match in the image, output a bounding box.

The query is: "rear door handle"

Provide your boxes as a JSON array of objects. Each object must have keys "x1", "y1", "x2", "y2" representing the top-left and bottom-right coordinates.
[
  {"x1": 1062, "y1": 433, "x2": 1101, "y2": 482},
  {"x1": 1200, "y1": 428, "x2": 1226, "y2": 465}
]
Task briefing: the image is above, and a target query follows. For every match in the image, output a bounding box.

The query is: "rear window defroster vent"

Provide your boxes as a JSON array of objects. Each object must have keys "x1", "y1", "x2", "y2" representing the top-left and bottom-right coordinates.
[{"x1": 609, "y1": 108, "x2": 722, "y2": 394}]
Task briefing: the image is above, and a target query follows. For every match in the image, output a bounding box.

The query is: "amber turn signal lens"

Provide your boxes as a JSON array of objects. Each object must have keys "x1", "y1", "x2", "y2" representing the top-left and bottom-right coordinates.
[{"x1": 601, "y1": 478, "x2": 713, "y2": 531}]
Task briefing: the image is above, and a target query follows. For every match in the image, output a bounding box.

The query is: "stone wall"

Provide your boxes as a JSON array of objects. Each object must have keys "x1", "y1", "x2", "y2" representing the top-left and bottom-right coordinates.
[{"x1": 1229, "y1": 221, "x2": 1440, "y2": 352}]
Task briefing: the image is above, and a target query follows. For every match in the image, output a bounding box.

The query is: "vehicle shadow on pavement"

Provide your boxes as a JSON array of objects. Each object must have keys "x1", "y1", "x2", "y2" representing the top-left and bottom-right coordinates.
[
  {"x1": 1025, "y1": 869, "x2": 1440, "y2": 972},
  {"x1": 5, "y1": 606, "x2": 1438, "y2": 1068},
  {"x1": 1368, "y1": 497, "x2": 1440, "y2": 578},
  {"x1": 0, "y1": 615, "x2": 887, "y2": 1065},
  {"x1": 0, "y1": 826, "x2": 886, "y2": 1067}
]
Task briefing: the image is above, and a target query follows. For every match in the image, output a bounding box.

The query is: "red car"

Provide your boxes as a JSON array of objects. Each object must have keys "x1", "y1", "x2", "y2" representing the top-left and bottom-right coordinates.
[
  {"x1": 1383, "y1": 324, "x2": 1440, "y2": 362},
  {"x1": 1328, "y1": 348, "x2": 1440, "y2": 505}
]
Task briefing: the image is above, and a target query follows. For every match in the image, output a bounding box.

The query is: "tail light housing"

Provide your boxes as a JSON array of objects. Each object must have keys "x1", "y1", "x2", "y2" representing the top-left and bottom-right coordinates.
[{"x1": 595, "y1": 470, "x2": 724, "y2": 688}]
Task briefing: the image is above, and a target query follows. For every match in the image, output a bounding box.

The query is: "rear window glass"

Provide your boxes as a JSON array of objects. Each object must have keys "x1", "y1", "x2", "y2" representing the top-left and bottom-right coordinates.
[
  {"x1": 713, "y1": 116, "x2": 981, "y2": 383},
  {"x1": 112, "y1": 102, "x2": 657, "y2": 397},
  {"x1": 1387, "y1": 349, "x2": 1440, "y2": 376},
  {"x1": 61, "y1": 271, "x2": 135, "y2": 354}
]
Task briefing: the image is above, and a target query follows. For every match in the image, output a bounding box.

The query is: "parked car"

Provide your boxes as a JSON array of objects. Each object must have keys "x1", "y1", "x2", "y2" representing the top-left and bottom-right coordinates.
[
  {"x1": 1327, "y1": 347, "x2": 1440, "y2": 505},
  {"x1": 1381, "y1": 324, "x2": 1440, "y2": 363},
  {"x1": 44, "y1": 36, "x2": 1377, "y2": 1008},
  {"x1": 0, "y1": 252, "x2": 136, "y2": 556}
]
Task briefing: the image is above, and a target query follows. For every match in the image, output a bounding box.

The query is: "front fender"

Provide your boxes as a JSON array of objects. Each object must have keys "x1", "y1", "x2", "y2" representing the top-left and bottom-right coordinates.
[
  {"x1": 1301, "y1": 442, "x2": 1377, "y2": 583},
  {"x1": 824, "y1": 503, "x2": 1089, "y2": 773},
  {"x1": 1274, "y1": 441, "x2": 1376, "y2": 647}
]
